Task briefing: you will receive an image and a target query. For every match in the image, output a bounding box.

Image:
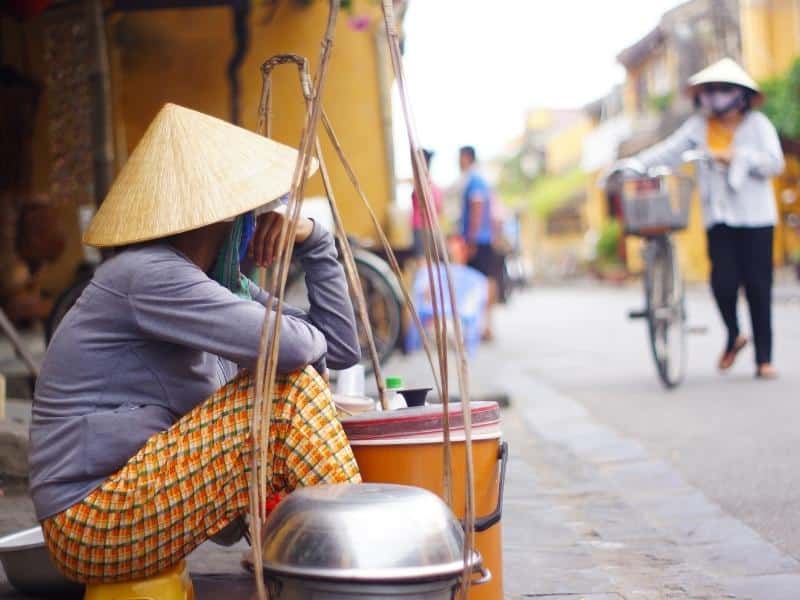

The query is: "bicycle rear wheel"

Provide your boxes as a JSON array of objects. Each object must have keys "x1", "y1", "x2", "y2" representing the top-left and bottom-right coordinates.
[
  {"x1": 644, "y1": 236, "x2": 687, "y2": 388},
  {"x1": 352, "y1": 256, "x2": 402, "y2": 370},
  {"x1": 284, "y1": 253, "x2": 402, "y2": 373}
]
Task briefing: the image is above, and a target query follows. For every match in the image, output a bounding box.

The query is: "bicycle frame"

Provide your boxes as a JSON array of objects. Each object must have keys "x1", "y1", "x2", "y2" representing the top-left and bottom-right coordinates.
[{"x1": 603, "y1": 154, "x2": 707, "y2": 388}]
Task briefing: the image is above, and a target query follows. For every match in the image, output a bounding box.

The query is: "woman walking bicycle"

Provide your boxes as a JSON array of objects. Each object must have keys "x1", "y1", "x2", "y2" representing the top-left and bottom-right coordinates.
[{"x1": 631, "y1": 58, "x2": 784, "y2": 379}]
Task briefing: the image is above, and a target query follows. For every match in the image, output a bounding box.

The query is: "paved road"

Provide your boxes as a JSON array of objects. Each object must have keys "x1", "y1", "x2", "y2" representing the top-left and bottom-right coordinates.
[{"x1": 496, "y1": 282, "x2": 800, "y2": 561}]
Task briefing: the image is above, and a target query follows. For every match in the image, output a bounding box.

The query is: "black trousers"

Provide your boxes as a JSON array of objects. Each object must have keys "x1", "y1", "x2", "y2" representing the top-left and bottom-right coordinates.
[{"x1": 707, "y1": 224, "x2": 774, "y2": 366}]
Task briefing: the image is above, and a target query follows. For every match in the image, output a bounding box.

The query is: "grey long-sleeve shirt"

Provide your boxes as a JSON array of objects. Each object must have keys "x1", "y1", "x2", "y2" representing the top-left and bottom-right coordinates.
[
  {"x1": 29, "y1": 223, "x2": 360, "y2": 520},
  {"x1": 635, "y1": 111, "x2": 784, "y2": 228}
]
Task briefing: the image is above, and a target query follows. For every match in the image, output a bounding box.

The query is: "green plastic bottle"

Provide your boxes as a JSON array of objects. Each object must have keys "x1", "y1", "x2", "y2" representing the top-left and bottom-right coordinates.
[{"x1": 385, "y1": 376, "x2": 406, "y2": 410}]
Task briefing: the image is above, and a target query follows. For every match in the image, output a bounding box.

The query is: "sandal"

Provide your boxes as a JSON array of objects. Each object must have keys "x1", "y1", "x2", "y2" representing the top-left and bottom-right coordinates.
[
  {"x1": 718, "y1": 336, "x2": 748, "y2": 371},
  {"x1": 756, "y1": 364, "x2": 778, "y2": 380}
]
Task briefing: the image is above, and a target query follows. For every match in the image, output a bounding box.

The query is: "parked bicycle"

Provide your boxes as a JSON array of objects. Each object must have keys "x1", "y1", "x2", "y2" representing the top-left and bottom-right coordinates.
[{"x1": 605, "y1": 150, "x2": 707, "y2": 388}]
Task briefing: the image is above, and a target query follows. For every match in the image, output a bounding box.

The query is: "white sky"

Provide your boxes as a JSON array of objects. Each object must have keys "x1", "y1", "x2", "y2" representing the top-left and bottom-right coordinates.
[{"x1": 393, "y1": 0, "x2": 685, "y2": 186}]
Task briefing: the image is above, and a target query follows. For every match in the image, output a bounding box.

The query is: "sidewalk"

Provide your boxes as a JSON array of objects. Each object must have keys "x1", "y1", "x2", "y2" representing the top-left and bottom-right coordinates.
[{"x1": 501, "y1": 378, "x2": 800, "y2": 599}]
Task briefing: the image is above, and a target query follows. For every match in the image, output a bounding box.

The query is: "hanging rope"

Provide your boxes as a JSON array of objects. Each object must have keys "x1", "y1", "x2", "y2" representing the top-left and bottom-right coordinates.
[
  {"x1": 255, "y1": 53, "x2": 387, "y2": 409},
  {"x1": 317, "y1": 108, "x2": 459, "y2": 502},
  {"x1": 379, "y1": 1, "x2": 477, "y2": 596},
  {"x1": 249, "y1": 3, "x2": 340, "y2": 599},
  {"x1": 318, "y1": 109, "x2": 445, "y2": 404}
]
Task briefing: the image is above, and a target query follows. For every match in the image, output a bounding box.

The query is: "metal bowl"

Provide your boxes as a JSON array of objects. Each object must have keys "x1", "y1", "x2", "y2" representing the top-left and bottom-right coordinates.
[
  {"x1": 0, "y1": 526, "x2": 84, "y2": 597},
  {"x1": 261, "y1": 483, "x2": 481, "y2": 582}
]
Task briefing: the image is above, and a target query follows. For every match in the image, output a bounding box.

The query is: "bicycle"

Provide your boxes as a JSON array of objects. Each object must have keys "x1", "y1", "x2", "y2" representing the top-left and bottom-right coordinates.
[{"x1": 605, "y1": 151, "x2": 705, "y2": 388}]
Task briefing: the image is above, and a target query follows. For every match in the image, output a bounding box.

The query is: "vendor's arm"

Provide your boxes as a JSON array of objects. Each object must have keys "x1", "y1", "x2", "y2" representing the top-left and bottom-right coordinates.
[
  {"x1": 247, "y1": 218, "x2": 360, "y2": 371},
  {"x1": 634, "y1": 115, "x2": 703, "y2": 170},
  {"x1": 130, "y1": 254, "x2": 329, "y2": 374}
]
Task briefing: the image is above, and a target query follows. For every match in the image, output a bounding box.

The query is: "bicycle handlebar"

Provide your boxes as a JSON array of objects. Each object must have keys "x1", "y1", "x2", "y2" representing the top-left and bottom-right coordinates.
[{"x1": 601, "y1": 149, "x2": 712, "y2": 189}]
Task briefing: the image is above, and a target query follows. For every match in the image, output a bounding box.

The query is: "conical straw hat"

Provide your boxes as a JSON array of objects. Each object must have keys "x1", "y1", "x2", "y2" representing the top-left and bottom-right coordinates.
[
  {"x1": 686, "y1": 57, "x2": 764, "y2": 105},
  {"x1": 84, "y1": 103, "x2": 317, "y2": 247}
]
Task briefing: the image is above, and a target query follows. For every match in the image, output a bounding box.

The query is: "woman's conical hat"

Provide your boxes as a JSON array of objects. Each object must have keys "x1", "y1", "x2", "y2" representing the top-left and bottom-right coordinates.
[
  {"x1": 686, "y1": 57, "x2": 764, "y2": 105},
  {"x1": 84, "y1": 103, "x2": 316, "y2": 247}
]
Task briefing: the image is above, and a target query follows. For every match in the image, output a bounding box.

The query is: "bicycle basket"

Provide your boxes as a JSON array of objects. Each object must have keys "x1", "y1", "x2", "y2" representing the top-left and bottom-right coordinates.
[{"x1": 621, "y1": 177, "x2": 690, "y2": 235}]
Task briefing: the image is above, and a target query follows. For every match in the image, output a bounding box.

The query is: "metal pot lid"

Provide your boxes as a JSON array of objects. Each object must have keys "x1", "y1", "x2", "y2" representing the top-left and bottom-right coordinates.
[
  {"x1": 0, "y1": 527, "x2": 45, "y2": 553},
  {"x1": 341, "y1": 401, "x2": 500, "y2": 442},
  {"x1": 261, "y1": 483, "x2": 480, "y2": 582}
]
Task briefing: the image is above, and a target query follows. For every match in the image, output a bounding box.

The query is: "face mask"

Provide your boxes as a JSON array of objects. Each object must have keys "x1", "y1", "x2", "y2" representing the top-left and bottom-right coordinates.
[{"x1": 699, "y1": 88, "x2": 744, "y2": 117}]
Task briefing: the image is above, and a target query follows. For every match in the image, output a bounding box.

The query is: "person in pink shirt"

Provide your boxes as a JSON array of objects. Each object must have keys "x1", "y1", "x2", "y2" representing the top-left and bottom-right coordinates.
[{"x1": 411, "y1": 149, "x2": 444, "y2": 258}]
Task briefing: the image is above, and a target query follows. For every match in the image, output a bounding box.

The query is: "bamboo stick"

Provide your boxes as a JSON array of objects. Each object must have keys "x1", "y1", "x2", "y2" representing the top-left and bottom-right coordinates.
[
  {"x1": 249, "y1": 4, "x2": 341, "y2": 599},
  {"x1": 379, "y1": 2, "x2": 476, "y2": 596},
  {"x1": 319, "y1": 110, "x2": 444, "y2": 402}
]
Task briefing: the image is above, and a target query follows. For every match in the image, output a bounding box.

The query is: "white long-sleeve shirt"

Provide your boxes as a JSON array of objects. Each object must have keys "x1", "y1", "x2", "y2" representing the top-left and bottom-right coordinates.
[{"x1": 635, "y1": 111, "x2": 785, "y2": 228}]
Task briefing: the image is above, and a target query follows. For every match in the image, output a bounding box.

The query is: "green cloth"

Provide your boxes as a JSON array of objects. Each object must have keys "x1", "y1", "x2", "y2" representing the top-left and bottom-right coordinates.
[{"x1": 211, "y1": 214, "x2": 252, "y2": 300}]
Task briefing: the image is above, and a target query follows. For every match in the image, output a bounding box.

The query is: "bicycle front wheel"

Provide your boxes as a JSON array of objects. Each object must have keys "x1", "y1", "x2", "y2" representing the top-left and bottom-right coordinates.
[
  {"x1": 352, "y1": 256, "x2": 402, "y2": 372},
  {"x1": 283, "y1": 253, "x2": 402, "y2": 374},
  {"x1": 644, "y1": 236, "x2": 687, "y2": 388}
]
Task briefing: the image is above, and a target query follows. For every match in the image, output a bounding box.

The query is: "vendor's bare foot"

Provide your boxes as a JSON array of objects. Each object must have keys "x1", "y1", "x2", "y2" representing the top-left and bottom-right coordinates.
[
  {"x1": 756, "y1": 363, "x2": 778, "y2": 379},
  {"x1": 718, "y1": 336, "x2": 747, "y2": 371}
]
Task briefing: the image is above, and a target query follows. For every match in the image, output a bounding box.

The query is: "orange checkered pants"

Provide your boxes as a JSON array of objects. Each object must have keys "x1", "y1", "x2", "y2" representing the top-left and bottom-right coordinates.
[{"x1": 41, "y1": 367, "x2": 361, "y2": 583}]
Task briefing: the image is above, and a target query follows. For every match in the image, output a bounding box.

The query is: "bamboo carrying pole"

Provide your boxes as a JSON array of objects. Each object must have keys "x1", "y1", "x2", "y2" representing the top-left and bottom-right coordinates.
[
  {"x1": 248, "y1": 4, "x2": 340, "y2": 599},
  {"x1": 256, "y1": 54, "x2": 390, "y2": 410},
  {"x1": 379, "y1": 1, "x2": 477, "y2": 595},
  {"x1": 246, "y1": 2, "x2": 477, "y2": 597},
  {"x1": 256, "y1": 54, "x2": 389, "y2": 410}
]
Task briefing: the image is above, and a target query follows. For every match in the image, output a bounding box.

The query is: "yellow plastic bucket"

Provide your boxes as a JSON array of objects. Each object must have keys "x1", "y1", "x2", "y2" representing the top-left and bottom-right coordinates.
[{"x1": 83, "y1": 560, "x2": 194, "y2": 600}]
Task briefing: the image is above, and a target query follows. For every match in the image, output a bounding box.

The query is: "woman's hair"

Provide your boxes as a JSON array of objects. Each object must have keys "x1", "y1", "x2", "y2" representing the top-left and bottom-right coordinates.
[{"x1": 693, "y1": 84, "x2": 755, "y2": 114}]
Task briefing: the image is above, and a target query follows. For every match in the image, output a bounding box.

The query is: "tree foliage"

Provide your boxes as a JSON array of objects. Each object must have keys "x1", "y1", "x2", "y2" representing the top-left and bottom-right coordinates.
[
  {"x1": 760, "y1": 58, "x2": 800, "y2": 141},
  {"x1": 595, "y1": 218, "x2": 622, "y2": 265}
]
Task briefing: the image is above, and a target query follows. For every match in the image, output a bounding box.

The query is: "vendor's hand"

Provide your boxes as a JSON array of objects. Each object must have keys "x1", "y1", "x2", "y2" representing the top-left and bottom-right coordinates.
[
  {"x1": 249, "y1": 212, "x2": 314, "y2": 267},
  {"x1": 711, "y1": 148, "x2": 733, "y2": 166}
]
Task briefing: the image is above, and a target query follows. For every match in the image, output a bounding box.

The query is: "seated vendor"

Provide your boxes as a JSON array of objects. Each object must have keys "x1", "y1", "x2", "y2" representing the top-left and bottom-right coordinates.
[{"x1": 29, "y1": 103, "x2": 362, "y2": 583}]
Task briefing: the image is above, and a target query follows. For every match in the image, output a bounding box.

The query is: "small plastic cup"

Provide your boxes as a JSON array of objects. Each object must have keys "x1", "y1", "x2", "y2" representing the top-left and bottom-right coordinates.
[{"x1": 336, "y1": 364, "x2": 366, "y2": 397}]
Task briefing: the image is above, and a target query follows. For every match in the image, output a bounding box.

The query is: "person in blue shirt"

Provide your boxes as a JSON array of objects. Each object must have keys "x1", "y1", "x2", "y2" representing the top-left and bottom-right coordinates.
[{"x1": 459, "y1": 145, "x2": 499, "y2": 340}]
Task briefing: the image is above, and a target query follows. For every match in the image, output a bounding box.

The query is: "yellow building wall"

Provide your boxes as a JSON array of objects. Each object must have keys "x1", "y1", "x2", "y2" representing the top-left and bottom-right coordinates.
[
  {"x1": 111, "y1": 0, "x2": 392, "y2": 240},
  {"x1": 526, "y1": 109, "x2": 555, "y2": 131},
  {"x1": 545, "y1": 117, "x2": 594, "y2": 174},
  {"x1": 622, "y1": 64, "x2": 642, "y2": 115},
  {"x1": 0, "y1": 12, "x2": 86, "y2": 294},
  {"x1": 741, "y1": 0, "x2": 800, "y2": 266},
  {"x1": 741, "y1": 0, "x2": 800, "y2": 80},
  {"x1": 583, "y1": 171, "x2": 607, "y2": 234},
  {"x1": 2, "y1": 1, "x2": 393, "y2": 297}
]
